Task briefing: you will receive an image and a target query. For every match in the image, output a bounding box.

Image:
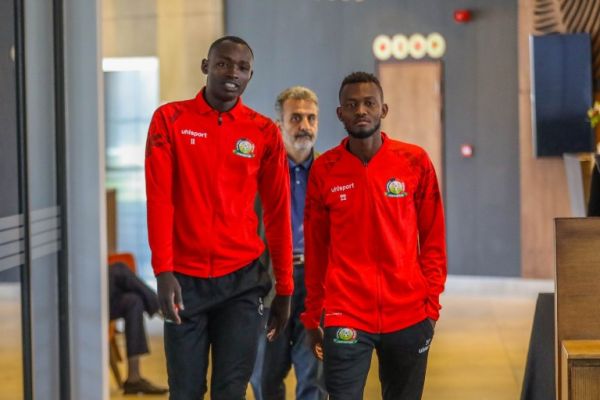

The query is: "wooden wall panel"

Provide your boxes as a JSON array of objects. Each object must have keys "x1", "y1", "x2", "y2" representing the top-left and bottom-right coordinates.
[
  {"x1": 571, "y1": 366, "x2": 600, "y2": 400},
  {"x1": 561, "y1": 341, "x2": 600, "y2": 400},
  {"x1": 157, "y1": 0, "x2": 224, "y2": 102},
  {"x1": 102, "y1": 0, "x2": 157, "y2": 58},
  {"x1": 555, "y1": 219, "x2": 600, "y2": 398},
  {"x1": 519, "y1": 0, "x2": 572, "y2": 278}
]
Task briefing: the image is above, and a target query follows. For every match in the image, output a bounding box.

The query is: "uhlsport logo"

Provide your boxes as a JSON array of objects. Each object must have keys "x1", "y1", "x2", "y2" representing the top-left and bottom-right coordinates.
[
  {"x1": 233, "y1": 138, "x2": 255, "y2": 158},
  {"x1": 385, "y1": 178, "x2": 407, "y2": 198},
  {"x1": 334, "y1": 327, "x2": 358, "y2": 344},
  {"x1": 181, "y1": 129, "x2": 207, "y2": 145},
  {"x1": 180, "y1": 129, "x2": 207, "y2": 138},
  {"x1": 331, "y1": 182, "x2": 355, "y2": 193}
]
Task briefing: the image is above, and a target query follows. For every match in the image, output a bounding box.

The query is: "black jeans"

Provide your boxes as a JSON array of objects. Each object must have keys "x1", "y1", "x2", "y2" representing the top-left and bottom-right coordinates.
[
  {"x1": 164, "y1": 260, "x2": 271, "y2": 400},
  {"x1": 323, "y1": 319, "x2": 434, "y2": 400}
]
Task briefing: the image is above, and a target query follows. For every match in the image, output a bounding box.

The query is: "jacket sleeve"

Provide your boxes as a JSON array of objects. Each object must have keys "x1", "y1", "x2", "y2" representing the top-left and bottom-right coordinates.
[
  {"x1": 415, "y1": 152, "x2": 447, "y2": 321},
  {"x1": 145, "y1": 107, "x2": 175, "y2": 276},
  {"x1": 300, "y1": 165, "x2": 329, "y2": 329},
  {"x1": 257, "y1": 122, "x2": 293, "y2": 296}
]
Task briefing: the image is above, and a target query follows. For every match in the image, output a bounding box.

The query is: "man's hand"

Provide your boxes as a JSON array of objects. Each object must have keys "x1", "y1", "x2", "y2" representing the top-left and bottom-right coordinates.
[
  {"x1": 306, "y1": 327, "x2": 324, "y2": 360},
  {"x1": 157, "y1": 272, "x2": 184, "y2": 324},
  {"x1": 266, "y1": 295, "x2": 291, "y2": 341}
]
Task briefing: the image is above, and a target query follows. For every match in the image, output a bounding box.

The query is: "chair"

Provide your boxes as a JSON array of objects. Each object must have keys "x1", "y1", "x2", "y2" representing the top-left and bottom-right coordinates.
[{"x1": 107, "y1": 252, "x2": 137, "y2": 388}]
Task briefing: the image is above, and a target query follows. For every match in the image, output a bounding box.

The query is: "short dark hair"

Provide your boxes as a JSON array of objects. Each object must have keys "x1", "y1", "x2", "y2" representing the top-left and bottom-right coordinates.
[
  {"x1": 208, "y1": 36, "x2": 254, "y2": 58},
  {"x1": 338, "y1": 71, "x2": 383, "y2": 101}
]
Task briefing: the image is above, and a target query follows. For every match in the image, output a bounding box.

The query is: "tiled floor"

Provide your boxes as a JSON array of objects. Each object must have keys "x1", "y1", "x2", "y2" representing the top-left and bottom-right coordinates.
[
  {"x1": 108, "y1": 276, "x2": 551, "y2": 399},
  {"x1": 421, "y1": 294, "x2": 536, "y2": 400},
  {"x1": 0, "y1": 276, "x2": 552, "y2": 399},
  {"x1": 0, "y1": 285, "x2": 23, "y2": 400}
]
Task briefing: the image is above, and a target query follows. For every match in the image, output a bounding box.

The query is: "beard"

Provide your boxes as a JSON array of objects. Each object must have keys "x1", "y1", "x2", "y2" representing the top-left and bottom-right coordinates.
[
  {"x1": 345, "y1": 119, "x2": 381, "y2": 139},
  {"x1": 288, "y1": 130, "x2": 315, "y2": 151},
  {"x1": 292, "y1": 139, "x2": 314, "y2": 152}
]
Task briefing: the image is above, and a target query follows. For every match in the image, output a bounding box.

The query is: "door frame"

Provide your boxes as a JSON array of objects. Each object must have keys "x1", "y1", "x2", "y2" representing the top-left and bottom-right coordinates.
[{"x1": 13, "y1": 0, "x2": 70, "y2": 397}]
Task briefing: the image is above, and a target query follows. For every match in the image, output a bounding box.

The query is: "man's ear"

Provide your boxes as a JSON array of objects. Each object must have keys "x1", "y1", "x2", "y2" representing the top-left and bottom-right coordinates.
[
  {"x1": 201, "y1": 59, "x2": 208, "y2": 75},
  {"x1": 336, "y1": 106, "x2": 343, "y2": 121},
  {"x1": 381, "y1": 103, "x2": 389, "y2": 119}
]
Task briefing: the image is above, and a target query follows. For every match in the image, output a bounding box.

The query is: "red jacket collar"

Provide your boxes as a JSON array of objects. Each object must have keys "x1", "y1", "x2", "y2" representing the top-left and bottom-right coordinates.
[
  {"x1": 195, "y1": 87, "x2": 245, "y2": 120},
  {"x1": 341, "y1": 131, "x2": 390, "y2": 150}
]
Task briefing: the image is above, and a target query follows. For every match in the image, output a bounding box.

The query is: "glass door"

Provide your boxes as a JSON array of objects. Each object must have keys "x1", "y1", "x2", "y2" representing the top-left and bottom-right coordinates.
[
  {"x1": 0, "y1": 1, "x2": 25, "y2": 398},
  {"x1": 0, "y1": 1, "x2": 69, "y2": 398}
]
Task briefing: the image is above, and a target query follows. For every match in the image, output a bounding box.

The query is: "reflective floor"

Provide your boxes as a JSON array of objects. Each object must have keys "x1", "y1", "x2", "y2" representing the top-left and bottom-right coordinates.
[
  {"x1": 108, "y1": 276, "x2": 551, "y2": 399},
  {"x1": 0, "y1": 277, "x2": 551, "y2": 399},
  {"x1": 0, "y1": 283, "x2": 22, "y2": 400}
]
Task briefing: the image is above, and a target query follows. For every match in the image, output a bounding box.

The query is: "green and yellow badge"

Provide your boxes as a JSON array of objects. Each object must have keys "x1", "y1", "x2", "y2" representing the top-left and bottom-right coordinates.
[
  {"x1": 334, "y1": 327, "x2": 358, "y2": 344},
  {"x1": 385, "y1": 178, "x2": 407, "y2": 198},
  {"x1": 233, "y1": 138, "x2": 255, "y2": 158}
]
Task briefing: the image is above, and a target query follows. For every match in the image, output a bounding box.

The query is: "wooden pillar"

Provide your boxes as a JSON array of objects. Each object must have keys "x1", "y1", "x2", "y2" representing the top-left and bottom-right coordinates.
[
  {"x1": 518, "y1": 0, "x2": 571, "y2": 278},
  {"x1": 157, "y1": 0, "x2": 224, "y2": 102}
]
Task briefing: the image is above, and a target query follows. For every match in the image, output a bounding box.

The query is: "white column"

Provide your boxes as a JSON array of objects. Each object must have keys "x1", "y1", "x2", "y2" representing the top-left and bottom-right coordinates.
[{"x1": 64, "y1": 0, "x2": 108, "y2": 399}]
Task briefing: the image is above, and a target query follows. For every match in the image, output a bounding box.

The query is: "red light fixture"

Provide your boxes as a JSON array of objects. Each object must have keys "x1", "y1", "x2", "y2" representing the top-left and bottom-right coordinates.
[{"x1": 454, "y1": 9, "x2": 472, "y2": 24}]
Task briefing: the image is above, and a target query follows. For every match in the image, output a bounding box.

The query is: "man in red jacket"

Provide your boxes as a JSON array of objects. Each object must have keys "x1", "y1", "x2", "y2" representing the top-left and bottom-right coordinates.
[
  {"x1": 145, "y1": 36, "x2": 293, "y2": 399},
  {"x1": 301, "y1": 71, "x2": 446, "y2": 400}
]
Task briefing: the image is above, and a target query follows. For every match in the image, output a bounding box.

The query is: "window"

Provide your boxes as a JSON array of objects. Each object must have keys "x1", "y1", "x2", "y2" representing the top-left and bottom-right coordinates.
[{"x1": 103, "y1": 57, "x2": 159, "y2": 283}]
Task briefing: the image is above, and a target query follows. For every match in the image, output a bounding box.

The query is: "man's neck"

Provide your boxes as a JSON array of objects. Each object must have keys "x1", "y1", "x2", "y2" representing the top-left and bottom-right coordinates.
[
  {"x1": 347, "y1": 132, "x2": 382, "y2": 164},
  {"x1": 203, "y1": 90, "x2": 238, "y2": 113},
  {"x1": 287, "y1": 148, "x2": 312, "y2": 165}
]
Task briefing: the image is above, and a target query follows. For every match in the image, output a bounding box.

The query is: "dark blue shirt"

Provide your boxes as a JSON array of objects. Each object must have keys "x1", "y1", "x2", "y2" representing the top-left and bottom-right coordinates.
[{"x1": 289, "y1": 153, "x2": 313, "y2": 254}]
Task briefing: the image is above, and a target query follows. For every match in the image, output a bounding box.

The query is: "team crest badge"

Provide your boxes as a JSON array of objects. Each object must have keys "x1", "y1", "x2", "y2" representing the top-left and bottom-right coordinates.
[
  {"x1": 233, "y1": 138, "x2": 255, "y2": 158},
  {"x1": 385, "y1": 178, "x2": 407, "y2": 198},
  {"x1": 334, "y1": 328, "x2": 358, "y2": 344}
]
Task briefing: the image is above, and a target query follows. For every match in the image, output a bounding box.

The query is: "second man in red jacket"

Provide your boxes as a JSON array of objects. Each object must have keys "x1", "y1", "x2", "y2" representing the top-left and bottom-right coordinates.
[{"x1": 302, "y1": 71, "x2": 447, "y2": 400}]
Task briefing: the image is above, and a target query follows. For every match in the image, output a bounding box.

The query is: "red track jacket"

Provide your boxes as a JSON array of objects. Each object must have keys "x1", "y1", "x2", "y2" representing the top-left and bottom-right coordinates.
[
  {"x1": 145, "y1": 89, "x2": 293, "y2": 295},
  {"x1": 301, "y1": 133, "x2": 446, "y2": 333}
]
